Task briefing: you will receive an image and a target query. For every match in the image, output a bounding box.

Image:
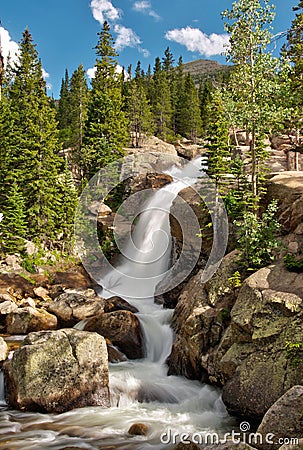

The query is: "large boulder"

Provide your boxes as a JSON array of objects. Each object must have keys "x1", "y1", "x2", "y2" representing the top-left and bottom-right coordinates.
[
  {"x1": 6, "y1": 306, "x2": 57, "y2": 334},
  {"x1": 84, "y1": 310, "x2": 144, "y2": 359},
  {"x1": 47, "y1": 289, "x2": 105, "y2": 327},
  {"x1": 221, "y1": 264, "x2": 303, "y2": 420},
  {"x1": 167, "y1": 251, "x2": 241, "y2": 381},
  {"x1": 4, "y1": 329, "x2": 110, "y2": 413},
  {"x1": 256, "y1": 386, "x2": 303, "y2": 450},
  {"x1": 266, "y1": 172, "x2": 303, "y2": 234}
]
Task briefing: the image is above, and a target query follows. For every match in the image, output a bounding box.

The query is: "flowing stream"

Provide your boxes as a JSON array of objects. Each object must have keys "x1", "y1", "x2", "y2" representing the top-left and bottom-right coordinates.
[{"x1": 0, "y1": 157, "x2": 235, "y2": 449}]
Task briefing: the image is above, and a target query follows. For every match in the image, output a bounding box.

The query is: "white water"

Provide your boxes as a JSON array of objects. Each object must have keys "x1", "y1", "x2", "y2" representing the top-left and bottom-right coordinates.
[
  {"x1": 0, "y1": 370, "x2": 5, "y2": 407},
  {"x1": 0, "y1": 157, "x2": 235, "y2": 449}
]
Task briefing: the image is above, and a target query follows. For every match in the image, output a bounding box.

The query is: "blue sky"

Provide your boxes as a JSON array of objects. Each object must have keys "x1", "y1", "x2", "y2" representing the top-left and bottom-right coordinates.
[{"x1": 0, "y1": 0, "x2": 298, "y2": 98}]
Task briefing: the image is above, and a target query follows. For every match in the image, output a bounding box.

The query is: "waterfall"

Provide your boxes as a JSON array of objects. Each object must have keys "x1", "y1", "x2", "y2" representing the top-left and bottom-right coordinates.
[
  {"x1": 0, "y1": 156, "x2": 235, "y2": 450},
  {"x1": 0, "y1": 370, "x2": 5, "y2": 406}
]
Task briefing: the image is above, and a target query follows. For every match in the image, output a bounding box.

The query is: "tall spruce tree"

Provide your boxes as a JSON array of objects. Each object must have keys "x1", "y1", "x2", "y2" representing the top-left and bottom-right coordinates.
[
  {"x1": 126, "y1": 79, "x2": 154, "y2": 147},
  {"x1": 57, "y1": 69, "x2": 71, "y2": 148},
  {"x1": 82, "y1": 21, "x2": 129, "y2": 179},
  {"x1": 68, "y1": 64, "x2": 88, "y2": 178},
  {"x1": 285, "y1": 1, "x2": 303, "y2": 169},
  {"x1": 177, "y1": 73, "x2": 202, "y2": 142},
  {"x1": 6, "y1": 29, "x2": 75, "y2": 245},
  {"x1": 150, "y1": 57, "x2": 172, "y2": 140}
]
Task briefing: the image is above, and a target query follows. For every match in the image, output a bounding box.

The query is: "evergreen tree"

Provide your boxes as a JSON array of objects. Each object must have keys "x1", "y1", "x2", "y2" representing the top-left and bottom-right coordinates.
[
  {"x1": 285, "y1": 1, "x2": 303, "y2": 169},
  {"x1": 82, "y1": 21, "x2": 129, "y2": 179},
  {"x1": 126, "y1": 79, "x2": 154, "y2": 147},
  {"x1": 0, "y1": 181, "x2": 27, "y2": 254},
  {"x1": 199, "y1": 80, "x2": 213, "y2": 134},
  {"x1": 222, "y1": 0, "x2": 279, "y2": 203},
  {"x1": 57, "y1": 69, "x2": 71, "y2": 148},
  {"x1": 68, "y1": 64, "x2": 88, "y2": 177},
  {"x1": 177, "y1": 73, "x2": 202, "y2": 142},
  {"x1": 150, "y1": 57, "x2": 172, "y2": 140},
  {"x1": 205, "y1": 88, "x2": 231, "y2": 189},
  {"x1": 6, "y1": 29, "x2": 73, "y2": 244}
]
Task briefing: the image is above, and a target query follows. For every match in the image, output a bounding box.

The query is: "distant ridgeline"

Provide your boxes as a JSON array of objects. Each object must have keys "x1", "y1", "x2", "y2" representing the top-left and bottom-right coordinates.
[{"x1": 182, "y1": 59, "x2": 232, "y2": 85}]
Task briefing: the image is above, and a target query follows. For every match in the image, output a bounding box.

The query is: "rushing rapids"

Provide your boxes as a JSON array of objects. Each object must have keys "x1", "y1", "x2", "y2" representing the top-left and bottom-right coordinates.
[{"x1": 0, "y1": 157, "x2": 235, "y2": 449}]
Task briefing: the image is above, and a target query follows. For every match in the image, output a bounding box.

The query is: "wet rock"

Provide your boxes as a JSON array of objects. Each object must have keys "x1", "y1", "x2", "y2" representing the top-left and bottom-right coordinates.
[
  {"x1": 5, "y1": 328, "x2": 110, "y2": 413},
  {"x1": 104, "y1": 296, "x2": 138, "y2": 314},
  {"x1": 107, "y1": 342, "x2": 127, "y2": 363},
  {"x1": 128, "y1": 423, "x2": 149, "y2": 436},
  {"x1": 6, "y1": 307, "x2": 57, "y2": 334},
  {"x1": 256, "y1": 386, "x2": 303, "y2": 450},
  {"x1": 0, "y1": 337, "x2": 8, "y2": 361},
  {"x1": 84, "y1": 310, "x2": 144, "y2": 359},
  {"x1": 48, "y1": 290, "x2": 105, "y2": 327}
]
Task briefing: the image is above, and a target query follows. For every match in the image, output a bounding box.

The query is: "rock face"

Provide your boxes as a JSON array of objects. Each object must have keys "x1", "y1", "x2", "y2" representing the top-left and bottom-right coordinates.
[
  {"x1": 5, "y1": 329, "x2": 110, "y2": 413},
  {"x1": 47, "y1": 289, "x2": 105, "y2": 327},
  {"x1": 84, "y1": 310, "x2": 144, "y2": 359},
  {"x1": 256, "y1": 386, "x2": 303, "y2": 450},
  {"x1": 167, "y1": 251, "x2": 241, "y2": 381},
  {"x1": 221, "y1": 264, "x2": 303, "y2": 420}
]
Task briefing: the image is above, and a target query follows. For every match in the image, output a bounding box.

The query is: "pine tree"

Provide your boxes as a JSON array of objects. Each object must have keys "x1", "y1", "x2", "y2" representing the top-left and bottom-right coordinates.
[
  {"x1": 199, "y1": 80, "x2": 213, "y2": 134},
  {"x1": 150, "y1": 57, "x2": 172, "y2": 140},
  {"x1": 285, "y1": 1, "x2": 303, "y2": 169},
  {"x1": 57, "y1": 69, "x2": 71, "y2": 148},
  {"x1": 68, "y1": 64, "x2": 88, "y2": 178},
  {"x1": 126, "y1": 79, "x2": 154, "y2": 147},
  {"x1": 177, "y1": 73, "x2": 202, "y2": 142},
  {"x1": 82, "y1": 21, "x2": 129, "y2": 179},
  {"x1": 0, "y1": 181, "x2": 27, "y2": 254},
  {"x1": 205, "y1": 89, "x2": 231, "y2": 189},
  {"x1": 6, "y1": 29, "x2": 72, "y2": 244}
]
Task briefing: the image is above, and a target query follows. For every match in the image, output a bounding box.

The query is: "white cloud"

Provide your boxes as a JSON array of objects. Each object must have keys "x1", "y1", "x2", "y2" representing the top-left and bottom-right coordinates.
[
  {"x1": 0, "y1": 26, "x2": 19, "y2": 66},
  {"x1": 139, "y1": 47, "x2": 150, "y2": 58},
  {"x1": 42, "y1": 68, "x2": 49, "y2": 79},
  {"x1": 90, "y1": 0, "x2": 121, "y2": 25},
  {"x1": 87, "y1": 64, "x2": 125, "y2": 80},
  {"x1": 87, "y1": 67, "x2": 97, "y2": 79},
  {"x1": 133, "y1": 1, "x2": 161, "y2": 21},
  {"x1": 114, "y1": 24, "x2": 141, "y2": 51},
  {"x1": 165, "y1": 27, "x2": 229, "y2": 57}
]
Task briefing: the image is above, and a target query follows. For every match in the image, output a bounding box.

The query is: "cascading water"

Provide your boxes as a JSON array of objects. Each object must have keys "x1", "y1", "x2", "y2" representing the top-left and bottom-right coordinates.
[
  {"x1": 0, "y1": 157, "x2": 235, "y2": 449},
  {"x1": 0, "y1": 370, "x2": 5, "y2": 407}
]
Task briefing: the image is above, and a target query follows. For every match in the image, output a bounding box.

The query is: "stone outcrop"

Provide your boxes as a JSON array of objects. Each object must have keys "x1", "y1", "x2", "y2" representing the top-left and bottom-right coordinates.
[
  {"x1": 84, "y1": 310, "x2": 144, "y2": 359},
  {"x1": 220, "y1": 264, "x2": 303, "y2": 420},
  {"x1": 47, "y1": 289, "x2": 105, "y2": 327},
  {"x1": 167, "y1": 251, "x2": 241, "y2": 381},
  {"x1": 256, "y1": 386, "x2": 303, "y2": 450},
  {"x1": 4, "y1": 329, "x2": 110, "y2": 413},
  {"x1": 128, "y1": 423, "x2": 149, "y2": 436},
  {"x1": 6, "y1": 306, "x2": 57, "y2": 334},
  {"x1": 125, "y1": 135, "x2": 178, "y2": 156}
]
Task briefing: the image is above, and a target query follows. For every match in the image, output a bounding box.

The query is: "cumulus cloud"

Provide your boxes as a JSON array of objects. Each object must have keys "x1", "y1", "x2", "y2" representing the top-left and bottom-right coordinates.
[
  {"x1": 114, "y1": 24, "x2": 141, "y2": 51},
  {"x1": 133, "y1": 1, "x2": 161, "y2": 20},
  {"x1": 87, "y1": 64, "x2": 125, "y2": 80},
  {"x1": 90, "y1": 0, "x2": 121, "y2": 25},
  {"x1": 0, "y1": 26, "x2": 19, "y2": 66},
  {"x1": 165, "y1": 26, "x2": 229, "y2": 57}
]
